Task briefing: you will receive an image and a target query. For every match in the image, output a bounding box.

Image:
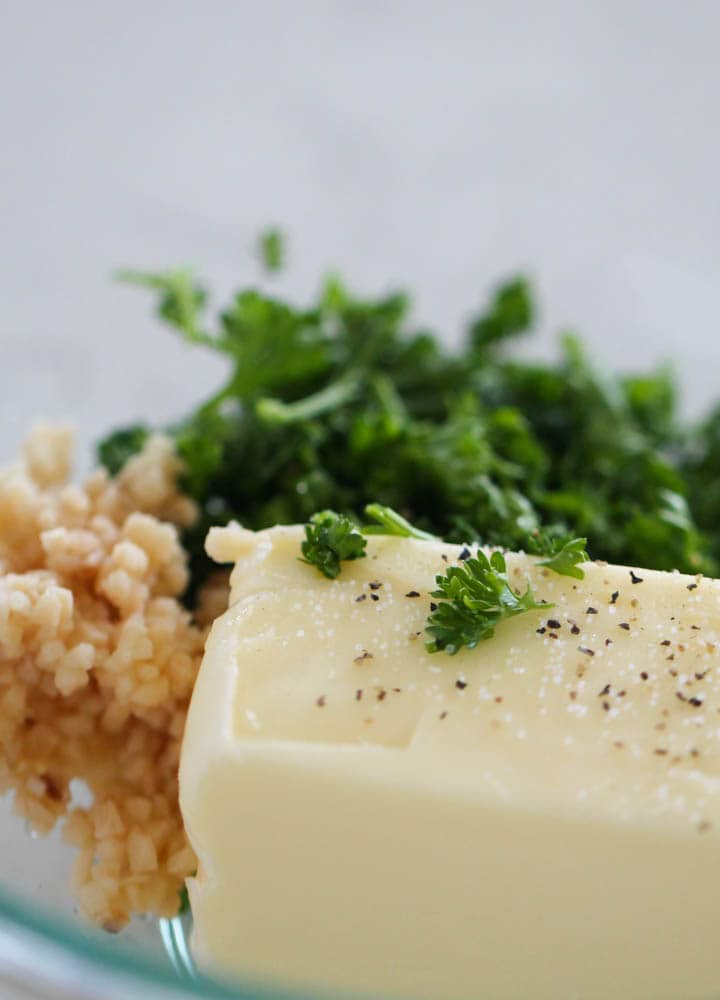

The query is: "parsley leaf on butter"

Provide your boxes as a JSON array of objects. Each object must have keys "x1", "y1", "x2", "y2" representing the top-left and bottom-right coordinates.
[
  {"x1": 300, "y1": 510, "x2": 367, "y2": 579},
  {"x1": 537, "y1": 537, "x2": 589, "y2": 579},
  {"x1": 425, "y1": 551, "x2": 549, "y2": 655}
]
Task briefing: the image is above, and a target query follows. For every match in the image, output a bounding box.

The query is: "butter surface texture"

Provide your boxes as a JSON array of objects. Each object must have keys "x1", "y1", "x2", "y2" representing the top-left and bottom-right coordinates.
[{"x1": 180, "y1": 526, "x2": 720, "y2": 1000}]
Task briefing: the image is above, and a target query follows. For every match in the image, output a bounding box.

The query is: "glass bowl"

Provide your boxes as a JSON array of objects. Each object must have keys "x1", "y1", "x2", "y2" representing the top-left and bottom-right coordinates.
[{"x1": 0, "y1": 799, "x2": 304, "y2": 1000}]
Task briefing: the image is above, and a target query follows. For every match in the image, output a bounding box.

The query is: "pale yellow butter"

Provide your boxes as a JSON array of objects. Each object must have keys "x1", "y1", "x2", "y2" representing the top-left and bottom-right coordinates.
[{"x1": 180, "y1": 525, "x2": 720, "y2": 1000}]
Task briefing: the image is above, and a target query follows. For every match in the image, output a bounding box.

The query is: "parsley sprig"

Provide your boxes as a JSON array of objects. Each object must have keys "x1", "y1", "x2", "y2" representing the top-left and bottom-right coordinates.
[
  {"x1": 300, "y1": 511, "x2": 367, "y2": 579},
  {"x1": 300, "y1": 504, "x2": 435, "y2": 579},
  {"x1": 425, "y1": 551, "x2": 549, "y2": 655},
  {"x1": 536, "y1": 537, "x2": 588, "y2": 579}
]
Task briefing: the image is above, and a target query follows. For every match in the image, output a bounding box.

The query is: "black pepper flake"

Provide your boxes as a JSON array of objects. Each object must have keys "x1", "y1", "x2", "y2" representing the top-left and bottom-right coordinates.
[
  {"x1": 602, "y1": 700, "x2": 610, "y2": 711},
  {"x1": 571, "y1": 624, "x2": 581, "y2": 636},
  {"x1": 370, "y1": 593, "x2": 380, "y2": 602},
  {"x1": 458, "y1": 547, "x2": 471, "y2": 561},
  {"x1": 691, "y1": 625, "x2": 701, "y2": 630},
  {"x1": 688, "y1": 696, "x2": 704, "y2": 707},
  {"x1": 354, "y1": 650, "x2": 374, "y2": 663},
  {"x1": 549, "y1": 632, "x2": 558, "y2": 640},
  {"x1": 586, "y1": 607, "x2": 598, "y2": 615},
  {"x1": 455, "y1": 679, "x2": 468, "y2": 690},
  {"x1": 660, "y1": 639, "x2": 671, "y2": 646},
  {"x1": 536, "y1": 627, "x2": 546, "y2": 635},
  {"x1": 392, "y1": 687, "x2": 402, "y2": 693},
  {"x1": 630, "y1": 570, "x2": 643, "y2": 584},
  {"x1": 640, "y1": 671, "x2": 649, "y2": 680},
  {"x1": 666, "y1": 654, "x2": 675, "y2": 661},
  {"x1": 405, "y1": 591, "x2": 420, "y2": 598},
  {"x1": 599, "y1": 683, "x2": 611, "y2": 696},
  {"x1": 316, "y1": 696, "x2": 326, "y2": 707},
  {"x1": 654, "y1": 748, "x2": 668, "y2": 756},
  {"x1": 605, "y1": 638, "x2": 612, "y2": 646},
  {"x1": 355, "y1": 689, "x2": 363, "y2": 701},
  {"x1": 618, "y1": 623, "x2": 630, "y2": 631},
  {"x1": 676, "y1": 691, "x2": 687, "y2": 702},
  {"x1": 377, "y1": 689, "x2": 387, "y2": 702},
  {"x1": 355, "y1": 593, "x2": 367, "y2": 603},
  {"x1": 439, "y1": 711, "x2": 448, "y2": 720},
  {"x1": 690, "y1": 748, "x2": 700, "y2": 758},
  {"x1": 441, "y1": 554, "x2": 448, "y2": 562},
  {"x1": 429, "y1": 602, "x2": 438, "y2": 611},
  {"x1": 547, "y1": 619, "x2": 561, "y2": 630},
  {"x1": 578, "y1": 646, "x2": 595, "y2": 657},
  {"x1": 617, "y1": 690, "x2": 626, "y2": 697},
  {"x1": 695, "y1": 670, "x2": 708, "y2": 681},
  {"x1": 687, "y1": 582, "x2": 698, "y2": 591},
  {"x1": 610, "y1": 591, "x2": 619, "y2": 604},
  {"x1": 369, "y1": 581, "x2": 382, "y2": 590}
]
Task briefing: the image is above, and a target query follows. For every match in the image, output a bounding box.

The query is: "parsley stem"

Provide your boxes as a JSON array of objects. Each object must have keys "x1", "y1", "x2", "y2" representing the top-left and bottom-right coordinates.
[
  {"x1": 255, "y1": 374, "x2": 362, "y2": 425},
  {"x1": 363, "y1": 503, "x2": 437, "y2": 540}
]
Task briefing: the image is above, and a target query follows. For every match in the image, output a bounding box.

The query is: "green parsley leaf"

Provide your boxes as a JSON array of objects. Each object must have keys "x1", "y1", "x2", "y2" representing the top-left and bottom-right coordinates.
[
  {"x1": 97, "y1": 424, "x2": 149, "y2": 476},
  {"x1": 300, "y1": 510, "x2": 367, "y2": 579},
  {"x1": 362, "y1": 503, "x2": 437, "y2": 540},
  {"x1": 258, "y1": 228, "x2": 285, "y2": 273},
  {"x1": 425, "y1": 551, "x2": 549, "y2": 655},
  {"x1": 469, "y1": 277, "x2": 533, "y2": 352},
  {"x1": 115, "y1": 269, "x2": 211, "y2": 347},
  {"x1": 536, "y1": 537, "x2": 589, "y2": 579}
]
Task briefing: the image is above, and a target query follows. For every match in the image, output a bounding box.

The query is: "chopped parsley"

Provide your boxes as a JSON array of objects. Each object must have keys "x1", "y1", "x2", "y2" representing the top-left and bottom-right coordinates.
[
  {"x1": 300, "y1": 510, "x2": 367, "y2": 579},
  {"x1": 537, "y1": 537, "x2": 589, "y2": 579},
  {"x1": 99, "y1": 239, "x2": 720, "y2": 609},
  {"x1": 425, "y1": 551, "x2": 549, "y2": 655}
]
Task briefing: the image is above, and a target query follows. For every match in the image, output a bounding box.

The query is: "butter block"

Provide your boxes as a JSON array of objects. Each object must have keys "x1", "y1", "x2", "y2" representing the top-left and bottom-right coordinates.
[{"x1": 179, "y1": 525, "x2": 720, "y2": 1000}]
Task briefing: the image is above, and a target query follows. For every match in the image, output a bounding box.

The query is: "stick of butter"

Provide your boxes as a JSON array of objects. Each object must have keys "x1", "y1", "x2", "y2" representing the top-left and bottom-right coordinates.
[{"x1": 179, "y1": 525, "x2": 720, "y2": 1000}]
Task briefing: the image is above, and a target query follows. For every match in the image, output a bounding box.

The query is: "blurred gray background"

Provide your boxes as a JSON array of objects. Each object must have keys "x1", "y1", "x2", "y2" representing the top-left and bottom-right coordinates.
[{"x1": 1, "y1": 0, "x2": 719, "y2": 464}]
